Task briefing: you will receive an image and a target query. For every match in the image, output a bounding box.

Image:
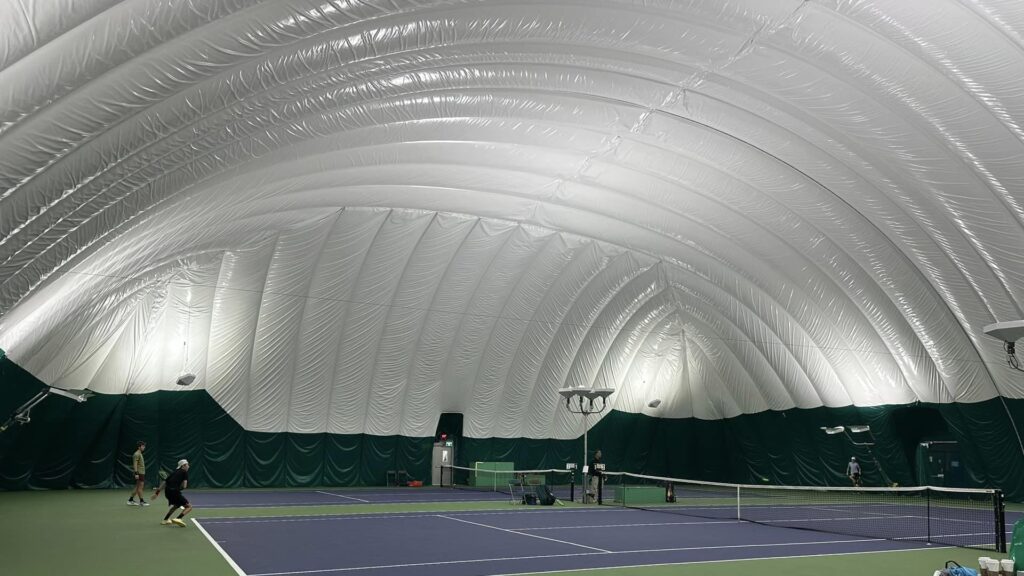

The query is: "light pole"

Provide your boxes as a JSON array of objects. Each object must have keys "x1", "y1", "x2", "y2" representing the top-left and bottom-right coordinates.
[
  {"x1": 821, "y1": 424, "x2": 894, "y2": 487},
  {"x1": 558, "y1": 387, "x2": 615, "y2": 502}
]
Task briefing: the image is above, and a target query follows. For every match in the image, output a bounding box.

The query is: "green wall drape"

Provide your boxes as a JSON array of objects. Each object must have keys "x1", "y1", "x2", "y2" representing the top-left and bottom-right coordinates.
[{"x1": 3, "y1": 353, "x2": 1023, "y2": 498}]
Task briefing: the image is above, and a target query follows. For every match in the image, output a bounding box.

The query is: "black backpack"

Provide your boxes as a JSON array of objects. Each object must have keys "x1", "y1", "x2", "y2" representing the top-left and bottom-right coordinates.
[{"x1": 536, "y1": 484, "x2": 557, "y2": 506}]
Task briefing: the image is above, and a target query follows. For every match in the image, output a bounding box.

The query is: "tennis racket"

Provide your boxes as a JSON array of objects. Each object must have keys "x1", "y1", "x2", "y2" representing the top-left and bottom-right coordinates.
[{"x1": 153, "y1": 469, "x2": 169, "y2": 496}]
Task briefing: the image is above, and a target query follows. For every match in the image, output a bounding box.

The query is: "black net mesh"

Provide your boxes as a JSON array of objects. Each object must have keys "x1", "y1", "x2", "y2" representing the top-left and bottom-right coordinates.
[
  {"x1": 439, "y1": 465, "x2": 575, "y2": 502},
  {"x1": 600, "y1": 471, "x2": 1005, "y2": 551}
]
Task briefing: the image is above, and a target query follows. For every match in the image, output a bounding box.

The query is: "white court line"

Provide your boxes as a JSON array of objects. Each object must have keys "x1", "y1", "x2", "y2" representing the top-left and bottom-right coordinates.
[
  {"x1": 315, "y1": 491, "x2": 370, "y2": 503},
  {"x1": 194, "y1": 518, "x2": 248, "y2": 576},
  {"x1": 486, "y1": 545, "x2": 956, "y2": 576},
  {"x1": 760, "y1": 514, "x2": 916, "y2": 524},
  {"x1": 199, "y1": 507, "x2": 629, "y2": 523},
  {"x1": 794, "y1": 504, "x2": 983, "y2": 525},
  {"x1": 520, "y1": 520, "x2": 743, "y2": 530},
  {"x1": 201, "y1": 502, "x2": 361, "y2": 508},
  {"x1": 198, "y1": 497, "x2": 508, "y2": 508},
  {"x1": 436, "y1": 514, "x2": 612, "y2": 553},
  {"x1": 246, "y1": 536, "x2": 884, "y2": 576}
]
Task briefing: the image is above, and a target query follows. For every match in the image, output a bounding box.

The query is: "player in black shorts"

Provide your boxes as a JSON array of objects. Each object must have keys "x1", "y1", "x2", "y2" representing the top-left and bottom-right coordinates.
[
  {"x1": 154, "y1": 459, "x2": 192, "y2": 527},
  {"x1": 846, "y1": 456, "x2": 862, "y2": 487}
]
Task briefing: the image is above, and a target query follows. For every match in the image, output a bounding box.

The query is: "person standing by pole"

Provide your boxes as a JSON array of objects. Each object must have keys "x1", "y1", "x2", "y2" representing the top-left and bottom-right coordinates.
[{"x1": 589, "y1": 449, "x2": 604, "y2": 503}]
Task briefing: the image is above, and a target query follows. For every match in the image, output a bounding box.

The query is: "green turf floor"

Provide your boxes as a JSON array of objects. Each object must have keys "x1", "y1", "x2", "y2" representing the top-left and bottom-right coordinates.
[{"x1": 0, "y1": 489, "x2": 1012, "y2": 576}]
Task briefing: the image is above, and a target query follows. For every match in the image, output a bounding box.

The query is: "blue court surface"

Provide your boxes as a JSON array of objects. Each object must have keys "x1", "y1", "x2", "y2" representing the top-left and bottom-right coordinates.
[
  {"x1": 193, "y1": 506, "x2": 1007, "y2": 576},
  {"x1": 187, "y1": 487, "x2": 514, "y2": 508}
]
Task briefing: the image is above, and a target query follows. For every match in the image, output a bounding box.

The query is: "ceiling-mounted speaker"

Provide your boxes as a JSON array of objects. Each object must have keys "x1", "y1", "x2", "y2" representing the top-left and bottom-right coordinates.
[{"x1": 176, "y1": 373, "x2": 196, "y2": 387}]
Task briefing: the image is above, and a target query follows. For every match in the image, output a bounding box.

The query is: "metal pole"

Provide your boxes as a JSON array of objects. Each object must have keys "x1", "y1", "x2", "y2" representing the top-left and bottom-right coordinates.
[
  {"x1": 926, "y1": 488, "x2": 931, "y2": 546},
  {"x1": 736, "y1": 485, "x2": 741, "y2": 520},
  {"x1": 583, "y1": 411, "x2": 588, "y2": 503},
  {"x1": 997, "y1": 490, "x2": 1007, "y2": 553}
]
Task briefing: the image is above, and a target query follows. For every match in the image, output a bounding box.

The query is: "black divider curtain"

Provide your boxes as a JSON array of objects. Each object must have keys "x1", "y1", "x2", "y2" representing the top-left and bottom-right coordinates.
[
  {"x1": 3, "y1": 354, "x2": 1024, "y2": 497},
  {"x1": 940, "y1": 401, "x2": 1024, "y2": 494},
  {"x1": 0, "y1": 357, "x2": 432, "y2": 489}
]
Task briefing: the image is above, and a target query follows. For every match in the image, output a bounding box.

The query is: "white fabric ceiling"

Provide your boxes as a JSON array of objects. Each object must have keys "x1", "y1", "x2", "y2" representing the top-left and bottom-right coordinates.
[{"x1": 2, "y1": 0, "x2": 1024, "y2": 439}]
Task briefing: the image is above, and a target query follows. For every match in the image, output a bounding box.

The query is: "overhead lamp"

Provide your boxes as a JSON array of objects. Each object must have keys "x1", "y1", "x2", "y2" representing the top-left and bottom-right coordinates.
[{"x1": 1, "y1": 387, "x2": 94, "y2": 433}]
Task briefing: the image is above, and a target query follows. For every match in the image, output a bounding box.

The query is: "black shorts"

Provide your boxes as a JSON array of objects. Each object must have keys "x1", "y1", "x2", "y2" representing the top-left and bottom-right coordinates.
[{"x1": 166, "y1": 490, "x2": 189, "y2": 507}]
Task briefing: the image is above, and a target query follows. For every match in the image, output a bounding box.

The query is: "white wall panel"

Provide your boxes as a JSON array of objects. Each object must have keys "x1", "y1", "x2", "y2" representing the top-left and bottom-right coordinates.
[{"x1": 2, "y1": 0, "x2": 1024, "y2": 436}]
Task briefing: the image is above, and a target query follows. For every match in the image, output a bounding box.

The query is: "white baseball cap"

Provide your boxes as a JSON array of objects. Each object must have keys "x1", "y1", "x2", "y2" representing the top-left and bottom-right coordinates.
[{"x1": 177, "y1": 459, "x2": 189, "y2": 468}]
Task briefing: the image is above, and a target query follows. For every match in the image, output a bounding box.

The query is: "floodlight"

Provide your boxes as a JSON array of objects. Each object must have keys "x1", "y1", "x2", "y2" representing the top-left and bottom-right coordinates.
[
  {"x1": 983, "y1": 320, "x2": 1024, "y2": 342},
  {"x1": 558, "y1": 387, "x2": 615, "y2": 414},
  {"x1": 558, "y1": 387, "x2": 616, "y2": 503},
  {"x1": 984, "y1": 321, "x2": 1024, "y2": 372},
  {"x1": 49, "y1": 388, "x2": 93, "y2": 402},
  {"x1": 2, "y1": 387, "x2": 94, "y2": 433},
  {"x1": 822, "y1": 423, "x2": 893, "y2": 487}
]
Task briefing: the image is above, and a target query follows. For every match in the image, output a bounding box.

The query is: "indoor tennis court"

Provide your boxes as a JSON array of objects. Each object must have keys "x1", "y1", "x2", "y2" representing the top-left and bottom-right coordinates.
[
  {"x1": 194, "y1": 507, "x2": 1002, "y2": 576},
  {"x1": 5, "y1": 1, "x2": 1024, "y2": 575}
]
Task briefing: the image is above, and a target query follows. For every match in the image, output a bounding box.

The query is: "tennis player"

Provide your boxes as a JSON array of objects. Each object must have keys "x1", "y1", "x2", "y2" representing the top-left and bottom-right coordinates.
[
  {"x1": 154, "y1": 459, "x2": 192, "y2": 527},
  {"x1": 127, "y1": 441, "x2": 149, "y2": 506},
  {"x1": 846, "y1": 456, "x2": 862, "y2": 487}
]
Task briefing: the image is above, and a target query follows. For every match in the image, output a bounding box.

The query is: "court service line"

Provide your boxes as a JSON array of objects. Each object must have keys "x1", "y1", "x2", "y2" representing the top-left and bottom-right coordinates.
[
  {"x1": 315, "y1": 491, "x2": 370, "y2": 503},
  {"x1": 198, "y1": 497, "x2": 507, "y2": 508},
  {"x1": 486, "y1": 544, "x2": 956, "y2": 576},
  {"x1": 193, "y1": 518, "x2": 248, "y2": 576},
  {"x1": 246, "y1": 536, "x2": 885, "y2": 576},
  {"x1": 199, "y1": 507, "x2": 631, "y2": 523},
  {"x1": 519, "y1": 520, "x2": 743, "y2": 530},
  {"x1": 436, "y1": 514, "x2": 612, "y2": 553}
]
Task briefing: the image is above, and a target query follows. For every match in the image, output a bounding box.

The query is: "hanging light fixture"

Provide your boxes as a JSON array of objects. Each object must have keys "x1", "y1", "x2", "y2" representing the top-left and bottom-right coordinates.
[{"x1": 176, "y1": 286, "x2": 195, "y2": 387}]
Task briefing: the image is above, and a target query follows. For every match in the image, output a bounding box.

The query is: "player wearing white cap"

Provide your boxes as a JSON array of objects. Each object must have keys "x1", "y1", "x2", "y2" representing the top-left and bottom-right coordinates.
[
  {"x1": 153, "y1": 459, "x2": 192, "y2": 526},
  {"x1": 846, "y1": 457, "x2": 862, "y2": 487}
]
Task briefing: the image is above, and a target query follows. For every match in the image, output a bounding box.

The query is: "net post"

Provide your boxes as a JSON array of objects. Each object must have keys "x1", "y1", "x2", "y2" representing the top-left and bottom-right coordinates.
[
  {"x1": 736, "y1": 485, "x2": 741, "y2": 520},
  {"x1": 597, "y1": 474, "x2": 604, "y2": 505},
  {"x1": 926, "y1": 487, "x2": 931, "y2": 546},
  {"x1": 570, "y1": 473, "x2": 575, "y2": 503},
  {"x1": 996, "y1": 490, "x2": 1007, "y2": 553}
]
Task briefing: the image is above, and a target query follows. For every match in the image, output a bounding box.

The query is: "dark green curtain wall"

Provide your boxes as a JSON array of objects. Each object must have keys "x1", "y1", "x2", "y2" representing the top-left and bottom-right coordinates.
[
  {"x1": 458, "y1": 404, "x2": 1024, "y2": 499},
  {"x1": 0, "y1": 354, "x2": 431, "y2": 489},
  {"x1": 3, "y1": 352, "x2": 1024, "y2": 499}
]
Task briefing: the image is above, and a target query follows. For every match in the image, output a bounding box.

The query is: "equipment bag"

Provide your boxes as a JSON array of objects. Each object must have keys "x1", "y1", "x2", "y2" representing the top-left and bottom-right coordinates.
[
  {"x1": 536, "y1": 485, "x2": 557, "y2": 506},
  {"x1": 939, "y1": 561, "x2": 977, "y2": 576},
  {"x1": 1010, "y1": 517, "x2": 1024, "y2": 572}
]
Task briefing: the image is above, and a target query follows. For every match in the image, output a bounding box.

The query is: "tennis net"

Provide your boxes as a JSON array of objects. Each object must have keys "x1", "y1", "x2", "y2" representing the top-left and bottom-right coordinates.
[
  {"x1": 439, "y1": 465, "x2": 575, "y2": 501},
  {"x1": 599, "y1": 471, "x2": 1005, "y2": 551}
]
